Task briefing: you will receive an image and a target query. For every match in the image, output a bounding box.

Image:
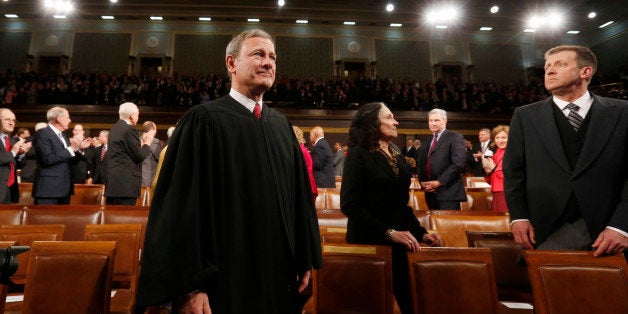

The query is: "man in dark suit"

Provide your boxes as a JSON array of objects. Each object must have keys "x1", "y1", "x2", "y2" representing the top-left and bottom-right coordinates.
[
  {"x1": 416, "y1": 109, "x2": 467, "y2": 210},
  {"x1": 402, "y1": 139, "x2": 416, "y2": 157},
  {"x1": 69, "y1": 123, "x2": 89, "y2": 184},
  {"x1": 88, "y1": 130, "x2": 109, "y2": 184},
  {"x1": 0, "y1": 108, "x2": 31, "y2": 203},
  {"x1": 504, "y1": 45, "x2": 628, "y2": 255},
  {"x1": 309, "y1": 126, "x2": 335, "y2": 188},
  {"x1": 104, "y1": 102, "x2": 152, "y2": 205},
  {"x1": 470, "y1": 128, "x2": 492, "y2": 176},
  {"x1": 32, "y1": 107, "x2": 92, "y2": 205}
]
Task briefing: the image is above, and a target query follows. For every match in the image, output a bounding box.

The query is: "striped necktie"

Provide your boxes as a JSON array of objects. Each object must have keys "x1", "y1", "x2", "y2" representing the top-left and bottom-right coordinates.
[{"x1": 566, "y1": 103, "x2": 583, "y2": 131}]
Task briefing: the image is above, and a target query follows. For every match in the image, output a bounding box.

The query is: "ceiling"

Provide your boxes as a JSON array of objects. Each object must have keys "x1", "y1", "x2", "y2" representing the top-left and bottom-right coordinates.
[{"x1": 2, "y1": 0, "x2": 627, "y2": 35}]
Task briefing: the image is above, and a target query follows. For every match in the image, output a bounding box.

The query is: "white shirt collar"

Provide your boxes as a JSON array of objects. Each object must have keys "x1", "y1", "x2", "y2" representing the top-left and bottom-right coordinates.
[
  {"x1": 553, "y1": 91, "x2": 593, "y2": 118},
  {"x1": 48, "y1": 124, "x2": 64, "y2": 137},
  {"x1": 230, "y1": 88, "x2": 263, "y2": 114}
]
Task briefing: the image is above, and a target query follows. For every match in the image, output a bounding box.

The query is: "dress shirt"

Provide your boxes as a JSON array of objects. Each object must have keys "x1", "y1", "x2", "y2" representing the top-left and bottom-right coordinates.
[
  {"x1": 49, "y1": 124, "x2": 75, "y2": 156},
  {"x1": 230, "y1": 88, "x2": 263, "y2": 114},
  {"x1": 553, "y1": 90, "x2": 593, "y2": 120}
]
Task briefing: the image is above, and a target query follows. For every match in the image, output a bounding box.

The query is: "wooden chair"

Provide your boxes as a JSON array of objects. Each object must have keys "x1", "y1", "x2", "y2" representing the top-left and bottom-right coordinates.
[
  {"x1": 408, "y1": 190, "x2": 429, "y2": 211},
  {"x1": 17, "y1": 183, "x2": 34, "y2": 205},
  {"x1": 523, "y1": 250, "x2": 628, "y2": 314},
  {"x1": 70, "y1": 184, "x2": 106, "y2": 205},
  {"x1": 312, "y1": 244, "x2": 394, "y2": 314},
  {"x1": 85, "y1": 224, "x2": 143, "y2": 314},
  {"x1": 135, "y1": 186, "x2": 152, "y2": 206},
  {"x1": 407, "y1": 247, "x2": 500, "y2": 314},
  {"x1": 466, "y1": 231, "x2": 532, "y2": 302},
  {"x1": 20, "y1": 241, "x2": 116, "y2": 314},
  {"x1": 0, "y1": 224, "x2": 65, "y2": 285},
  {"x1": 324, "y1": 188, "x2": 341, "y2": 212},
  {"x1": 319, "y1": 226, "x2": 347, "y2": 244},
  {"x1": 314, "y1": 188, "x2": 327, "y2": 212},
  {"x1": 23, "y1": 207, "x2": 102, "y2": 241},
  {"x1": 463, "y1": 187, "x2": 493, "y2": 211},
  {"x1": 429, "y1": 210, "x2": 510, "y2": 247},
  {"x1": 0, "y1": 205, "x2": 25, "y2": 225}
]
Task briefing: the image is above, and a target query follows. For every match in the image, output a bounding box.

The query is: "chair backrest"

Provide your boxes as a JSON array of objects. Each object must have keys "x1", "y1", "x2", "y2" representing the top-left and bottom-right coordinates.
[
  {"x1": 324, "y1": 188, "x2": 341, "y2": 212},
  {"x1": 314, "y1": 188, "x2": 327, "y2": 212},
  {"x1": 466, "y1": 231, "x2": 531, "y2": 302},
  {"x1": 101, "y1": 207, "x2": 149, "y2": 249},
  {"x1": 17, "y1": 183, "x2": 34, "y2": 205},
  {"x1": 319, "y1": 226, "x2": 347, "y2": 244},
  {"x1": 0, "y1": 224, "x2": 65, "y2": 284},
  {"x1": 523, "y1": 250, "x2": 628, "y2": 314},
  {"x1": 69, "y1": 184, "x2": 105, "y2": 205},
  {"x1": 0, "y1": 206, "x2": 25, "y2": 225},
  {"x1": 84, "y1": 224, "x2": 143, "y2": 292},
  {"x1": 407, "y1": 247, "x2": 500, "y2": 314},
  {"x1": 135, "y1": 186, "x2": 152, "y2": 206},
  {"x1": 24, "y1": 207, "x2": 102, "y2": 240},
  {"x1": 429, "y1": 210, "x2": 510, "y2": 247},
  {"x1": 463, "y1": 188, "x2": 493, "y2": 211},
  {"x1": 313, "y1": 244, "x2": 394, "y2": 314},
  {"x1": 22, "y1": 241, "x2": 116, "y2": 314},
  {"x1": 408, "y1": 190, "x2": 429, "y2": 211}
]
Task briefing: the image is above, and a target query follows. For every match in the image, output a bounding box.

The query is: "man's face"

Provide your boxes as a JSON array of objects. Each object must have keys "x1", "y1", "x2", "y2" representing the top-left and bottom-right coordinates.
[
  {"x1": 478, "y1": 130, "x2": 490, "y2": 142},
  {"x1": 407, "y1": 140, "x2": 413, "y2": 147},
  {"x1": 0, "y1": 110, "x2": 16, "y2": 134},
  {"x1": 129, "y1": 110, "x2": 139, "y2": 126},
  {"x1": 228, "y1": 37, "x2": 276, "y2": 94},
  {"x1": 57, "y1": 110, "x2": 71, "y2": 131},
  {"x1": 98, "y1": 133, "x2": 108, "y2": 145},
  {"x1": 544, "y1": 50, "x2": 591, "y2": 95},
  {"x1": 428, "y1": 113, "x2": 446, "y2": 134}
]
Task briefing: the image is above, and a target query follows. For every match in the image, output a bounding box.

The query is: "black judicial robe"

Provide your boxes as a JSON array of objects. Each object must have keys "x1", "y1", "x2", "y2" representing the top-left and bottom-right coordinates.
[{"x1": 136, "y1": 95, "x2": 322, "y2": 313}]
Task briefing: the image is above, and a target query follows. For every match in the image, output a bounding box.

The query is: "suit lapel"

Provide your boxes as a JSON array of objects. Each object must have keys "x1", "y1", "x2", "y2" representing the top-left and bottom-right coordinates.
[
  {"x1": 430, "y1": 130, "x2": 448, "y2": 154},
  {"x1": 530, "y1": 98, "x2": 572, "y2": 173},
  {"x1": 573, "y1": 95, "x2": 620, "y2": 177}
]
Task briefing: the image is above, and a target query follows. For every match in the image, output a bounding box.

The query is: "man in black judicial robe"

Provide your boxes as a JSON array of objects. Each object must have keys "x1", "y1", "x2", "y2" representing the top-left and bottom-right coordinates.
[{"x1": 136, "y1": 29, "x2": 322, "y2": 314}]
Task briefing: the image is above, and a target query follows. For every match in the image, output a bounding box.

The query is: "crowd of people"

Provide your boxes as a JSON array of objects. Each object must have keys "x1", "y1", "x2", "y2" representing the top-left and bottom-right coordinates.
[{"x1": 1, "y1": 67, "x2": 625, "y2": 113}]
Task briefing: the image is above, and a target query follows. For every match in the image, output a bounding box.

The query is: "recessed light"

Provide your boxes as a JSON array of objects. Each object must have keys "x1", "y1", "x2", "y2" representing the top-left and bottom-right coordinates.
[
  {"x1": 435, "y1": 25, "x2": 447, "y2": 29},
  {"x1": 343, "y1": 21, "x2": 355, "y2": 25},
  {"x1": 386, "y1": 4, "x2": 395, "y2": 12},
  {"x1": 101, "y1": 16, "x2": 115, "y2": 20},
  {"x1": 198, "y1": 17, "x2": 212, "y2": 21},
  {"x1": 523, "y1": 29, "x2": 536, "y2": 33},
  {"x1": 480, "y1": 26, "x2": 493, "y2": 31},
  {"x1": 296, "y1": 19, "x2": 308, "y2": 24},
  {"x1": 566, "y1": 30, "x2": 580, "y2": 34},
  {"x1": 247, "y1": 18, "x2": 260, "y2": 22},
  {"x1": 390, "y1": 23, "x2": 402, "y2": 27},
  {"x1": 150, "y1": 16, "x2": 163, "y2": 20},
  {"x1": 5, "y1": 14, "x2": 18, "y2": 18},
  {"x1": 53, "y1": 15, "x2": 66, "y2": 19},
  {"x1": 490, "y1": 6, "x2": 499, "y2": 14},
  {"x1": 587, "y1": 12, "x2": 597, "y2": 19},
  {"x1": 599, "y1": 21, "x2": 614, "y2": 28}
]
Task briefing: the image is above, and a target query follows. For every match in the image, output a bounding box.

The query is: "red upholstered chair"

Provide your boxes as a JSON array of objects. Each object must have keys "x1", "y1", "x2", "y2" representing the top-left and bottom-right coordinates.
[
  {"x1": 20, "y1": 241, "x2": 116, "y2": 314},
  {"x1": 407, "y1": 247, "x2": 501, "y2": 314},
  {"x1": 523, "y1": 250, "x2": 628, "y2": 314},
  {"x1": 312, "y1": 244, "x2": 394, "y2": 314}
]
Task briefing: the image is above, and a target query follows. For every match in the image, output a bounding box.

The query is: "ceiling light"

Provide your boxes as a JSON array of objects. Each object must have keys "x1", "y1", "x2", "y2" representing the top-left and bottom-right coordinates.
[
  {"x1": 296, "y1": 19, "x2": 308, "y2": 24},
  {"x1": 480, "y1": 26, "x2": 493, "y2": 31},
  {"x1": 587, "y1": 12, "x2": 597, "y2": 19},
  {"x1": 490, "y1": 6, "x2": 499, "y2": 14},
  {"x1": 5, "y1": 14, "x2": 19, "y2": 18},
  {"x1": 599, "y1": 21, "x2": 614, "y2": 28},
  {"x1": 101, "y1": 15, "x2": 114, "y2": 20},
  {"x1": 390, "y1": 23, "x2": 402, "y2": 27},
  {"x1": 523, "y1": 29, "x2": 536, "y2": 33},
  {"x1": 247, "y1": 18, "x2": 260, "y2": 22},
  {"x1": 278, "y1": 0, "x2": 285, "y2": 6},
  {"x1": 150, "y1": 16, "x2": 163, "y2": 20},
  {"x1": 52, "y1": 15, "x2": 66, "y2": 19},
  {"x1": 198, "y1": 17, "x2": 212, "y2": 21},
  {"x1": 110, "y1": 0, "x2": 118, "y2": 3},
  {"x1": 435, "y1": 25, "x2": 447, "y2": 29},
  {"x1": 44, "y1": 1, "x2": 74, "y2": 13},
  {"x1": 386, "y1": 4, "x2": 394, "y2": 12},
  {"x1": 566, "y1": 30, "x2": 580, "y2": 34},
  {"x1": 343, "y1": 21, "x2": 355, "y2": 25}
]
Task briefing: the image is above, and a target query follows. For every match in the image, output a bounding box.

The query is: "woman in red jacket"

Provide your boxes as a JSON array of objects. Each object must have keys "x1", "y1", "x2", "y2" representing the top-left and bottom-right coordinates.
[{"x1": 483, "y1": 125, "x2": 509, "y2": 212}]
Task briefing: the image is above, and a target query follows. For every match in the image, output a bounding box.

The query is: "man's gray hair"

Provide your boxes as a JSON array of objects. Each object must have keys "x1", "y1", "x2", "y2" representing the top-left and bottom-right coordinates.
[
  {"x1": 225, "y1": 29, "x2": 274, "y2": 60},
  {"x1": 428, "y1": 108, "x2": 447, "y2": 120},
  {"x1": 119, "y1": 102, "x2": 139, "y2": 119},
  {"x1": 46, "y1": 107, "x2": 68, "y2": 123}
]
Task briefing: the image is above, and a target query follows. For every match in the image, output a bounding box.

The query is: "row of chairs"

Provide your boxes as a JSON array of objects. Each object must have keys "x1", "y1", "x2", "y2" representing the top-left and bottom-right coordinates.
[
  {"x1": 311, "y1": 242, "x2": 628, "y2": 314},
  {"x1": 316, "y1": 187, "x2": 494, "y2": 213},
  {"x1": 17, "y1": 183, "x2": 152, "y2": 206},
  {"x1": 0, "y1": 223, "x2": 142, "y2": 314}
]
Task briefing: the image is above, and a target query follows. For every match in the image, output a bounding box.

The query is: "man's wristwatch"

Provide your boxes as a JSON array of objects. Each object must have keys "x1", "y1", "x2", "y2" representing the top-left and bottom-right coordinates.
[{"x1": 385, "y1": 228, "x2": 396, "y2": 239}]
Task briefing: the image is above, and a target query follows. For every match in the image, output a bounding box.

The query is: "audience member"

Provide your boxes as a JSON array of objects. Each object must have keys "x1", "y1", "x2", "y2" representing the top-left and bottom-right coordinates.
[
  {"x1": 104, "y1": 102, "x2": 152, "y2": 205},
  {"x1": 69, "y1": 123, "x2": 90, "y2": 184},
  {"x1": 470, "y1": 128, "x2": 493, "y2": 176},
  {"x1": 32, "y1": 107, "x2": 91, "y2": 204},
  {"x1": 402, "y1": 139, "x2": 415, "y2": 157},
  {"x1": 140, "y1": 121, "x2": 163, "y2": 187},
  {"x1": 0, "y1": 108, "x2": 31, "y2": 203},
  {"x1": 294, "y1": 126, "x2": 318, "y2": 202},
  {"x1": 416, "y1": 109, "x2": 467, "y2": 209},
  {"x1": 136, "y1": 29, "x2": 322, "y2": 313},
  {"x1": 88, "y1": 130, "x2": 109, "y2": 185},
  {"x1": 504, "y1": 45, "x2": 628, "y2": 255},
  {"x1": 482, "y1": 125, "x2": 509, "y2": 212},
  {"x1": 332, "y1": 141, "x2": 345, "y2": 177},
  {"x1": 20, "y1": 122, "x2": 46, "y2": 183},
  {"x1": 150, "y1": 126, "x2": 175, "y2": 190},
  {"x1": 309, "y1": 126, "x2": 335, "y2": 188},
  {"x1": 341, "y1": 102, "x2": 441, "y2": 314}
]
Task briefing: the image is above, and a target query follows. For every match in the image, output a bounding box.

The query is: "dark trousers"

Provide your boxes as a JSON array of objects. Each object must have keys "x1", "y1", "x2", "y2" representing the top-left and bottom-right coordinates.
[
  {"x1": 425, "y1": 192, "x2": 461, "y2": 210},
  {"x1": 106, "y1": 197, "x2": 137, "y2": 205},
  {"x1": 35, "y1": 195, "x2": 71, "y2": 205}
]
